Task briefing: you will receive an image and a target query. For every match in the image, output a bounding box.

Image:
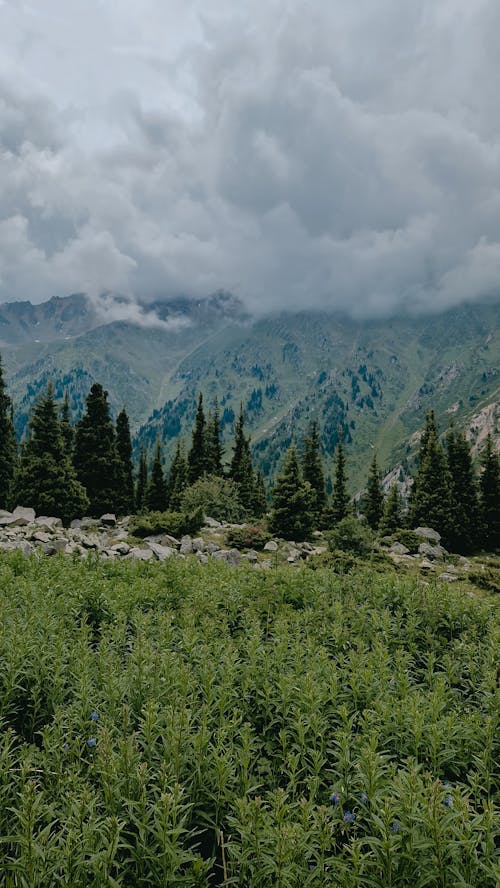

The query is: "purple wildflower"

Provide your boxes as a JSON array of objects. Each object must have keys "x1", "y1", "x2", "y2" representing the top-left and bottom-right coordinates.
[
  {"x1": 87, "y1": 737, "x2": 97, "y2": 748},
  {"x1": 330, "y1": 792, "x2": 340, "y2": 804},
  {"x1": 392, "y1": 822, "x2": 399, "y2": 833},
  {"x1": 63, "y1": 743, "x2": 69, "y2": 751},
  {"x1": 361, "y1": 791, "x2": 368, "y2": 803},
  {"x1": 343, "y1": 811, "x2": 355, "y2": 823},
  {"x1": 444, "y1": 794, "x2": 453, "y2": 808},
  {"x1": 90, "y1": 711, "x2": 99, "y2": 721}
]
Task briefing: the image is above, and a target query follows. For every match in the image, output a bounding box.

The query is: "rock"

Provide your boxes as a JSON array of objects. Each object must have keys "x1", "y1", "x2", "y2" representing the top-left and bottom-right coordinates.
[
  {"x1": 126, "y1": 547, "x2": 154, "y2": 561},
  {"x1": 0, "y1": 509, "x2": 12, "y2": 518},
  {"x1": 33, "y1": 531, "x2": 53, "y2": 544},
  {"x1": 420, "y1": 559, "x2": 436, "y2": 571},
  {"x1": 415, "y1": 527, "x2": 441, "y2": 544},
  {"x1": 191, "y1": 537, "x2": 206, "y2": 553},
  {"x1": 160, "y1": 534, "x2": 180, "y2": 548},
  {"x1": 78, "y1": 533, "x2": 101, "y2": 549},
  {"x1": 8, "y1": 507, "x2": 36, "y2": 526},
  {"x1": 180, "y1": 536, "x2": 194, "y2": 555},
  {"x1": 440, "y1": 572, "x2": 459, "y2": 583},
  {"x1": 204, "y1": 516, "x2": 222, "y2": 528},
  {"x1": 263, "y1": 540, "x2": 279, "y2": 552},
  {"x1": 146, "y1": 542, "x2": 176, "y2": 562},
  {"x1": 70, "y1": 519, "x2": 82, "y2": 530},
  {"x1": 287, "y1": 548, "x2": 302, "y2": 563},
  {"x1": 212, "y1": 548, "x2": 241, "y2": 566},
  {"x1": 53, "y1": 539, "x2": 70, "y2": 554},
  {"x1": 196, "y1": 552, "x2": 209, "y2": 564},
  {"x1": 40, "y1": 542, "x2": 58, "y2": 555},
  {"x1": 0, "y1": 541, "x2": 16, "y2": 551},
  {"x1": 35, "y1": 516, "x2": 63, "y2": 531},
  {"x1": 389, "y1": 542, "x2": 410, "y2": 555},
  {"x1": 260, "y1": 559, "x2": 272, "y2": 570},
  {"x1": 242, "y1": 549, "x2": 259, "y2": 563},
  {"x1": 80, "y1": 518, "x2": 99, "y2": 531},
  {"x1": 110, "y1": 541, "x2": 130, "y2": 555},
  {"x1": 100, "y1": 513, "x2": 116, "y2": 526},
  {"x1": 204, "y1": 541, "x2": 221, "y2": 554},
  {"x1": 458, "y1": 557, "x2": 471, "y2": 572},
  {"x1": 418, "y1": 543, "x2": 446, "y2": 560}
]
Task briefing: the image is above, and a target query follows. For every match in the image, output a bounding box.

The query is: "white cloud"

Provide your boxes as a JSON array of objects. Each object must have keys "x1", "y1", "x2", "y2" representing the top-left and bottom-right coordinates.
[{"x1": 0, "y1": 0, "x2": 500, "y2": 316}]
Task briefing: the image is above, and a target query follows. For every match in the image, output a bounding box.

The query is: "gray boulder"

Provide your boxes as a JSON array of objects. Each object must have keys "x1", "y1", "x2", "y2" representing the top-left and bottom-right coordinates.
[
  {"x1": 160, "y1": 534, "x2": 180, "y2": 548},
  {"x1": 110, "y1": 541, "x2": 130, "y2": 556},
  {"x1": 264, "y1": 540, "x2": 279, "y2": 552},
  {"x1": 212, "y1": 548, "x2": 241, "y2": 566},
  {"x1": 204, "y1": 516, "x2": 222, "y2": 528},
  {"x1": 415, "y1": 527, "x2": 441, "y2": 544},
  {"x1": 100, "y1": 513, "x2": 116, "y2": 526},
  {"x1": 126, "y1": 547, "x2": 154, "y2": 561},
  {"x1": 204, "y1": 541, "x2": 221, "y2": 554},
  {"x1": 418, "y1": 543, "x2": 446, "y2": 560},
  {"x1": 191, "y1": 537, "x2": 206, "y2": 552},
  {"x1": 440, "y1": 572, "x2": 459, "y2": 583},
  {"x1": 9, "y1": 507, "x2": 36, "y2": 526},
  {"x1": 180, "y1": 535, "x2": 194, "y2": 555},
  {"x1": 389, "y1": 542, "x2": 410, "y2": 555},
  {"x1": 36, "y1": 516, "x2": 63, "y2": 531},
  {"x1": 146, "y1": 542, "x2": 176, "y2": 562}
]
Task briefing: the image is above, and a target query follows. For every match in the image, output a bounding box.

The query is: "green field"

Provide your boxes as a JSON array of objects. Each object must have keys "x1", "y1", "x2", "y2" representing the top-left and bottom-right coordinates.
[{"x1": 0, "y1": 555, "x2": 498, "y2": 886}]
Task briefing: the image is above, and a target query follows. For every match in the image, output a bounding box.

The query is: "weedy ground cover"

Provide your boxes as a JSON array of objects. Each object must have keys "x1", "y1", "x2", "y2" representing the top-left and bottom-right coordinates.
[{"x1": 0, "y1": 553, "x2": 498, "y2": 887}]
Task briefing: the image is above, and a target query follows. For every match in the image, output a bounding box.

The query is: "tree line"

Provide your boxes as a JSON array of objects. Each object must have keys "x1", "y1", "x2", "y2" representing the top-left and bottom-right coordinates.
[{"x1": 0, "y1": 357, "x2": 498, "y2": 552}]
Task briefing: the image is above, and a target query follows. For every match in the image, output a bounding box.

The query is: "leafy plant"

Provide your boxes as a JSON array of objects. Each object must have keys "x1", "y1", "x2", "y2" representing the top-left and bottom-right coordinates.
[{"x1": 129, "y1": 509, "x2": 203, "y2": 538}]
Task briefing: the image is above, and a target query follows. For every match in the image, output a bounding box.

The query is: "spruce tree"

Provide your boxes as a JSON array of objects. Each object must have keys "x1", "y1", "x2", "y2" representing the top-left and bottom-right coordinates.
[
  {"x1": 59, "y1": 391, "x2": 74, "y2": 455},
  {"x1": 302, "y1": 420, "x2": 326, "y2": 521},
  {"x1": 0, "y1": 355, "x2": 17, "y2": 510},
  {"x1": 379, "y1": 484, "x2": 403, "y2": 536},
  {"x1": 146, "y1": 440, "x2": 167, "y2": 512},
  {"x1": 73, "y1": 383, "x2": 120, "y2": 516},
  {"x1": 206, "y1": 397, "x2": 224, "y2": 476},
  {"x1": 14, "y1": 384, "x2": 88, "y2": 523},
  {"x1": 364, "y1": 451, "x2": 384, "y2": 529},
  {"x1": 325, "y1": 435, "x2": 350, "y2": 525},
  {"x1": 116, "y1": 408, "x2": 135, "y2": 515},
  {"x1": 135, "y1": 447, "x2": 148, "y2": 513},
  {"x1": 446, "y1": 425, "x2": 480, "y2": 553},
  {"x1": 409, "y1": 414, "x2": 453, "y2": 545},
  {"x1": 479, "y1": 435, "x2": 500, "y2": 550},
  {"x1": 269, "y1": 444, "x2": 315, "y2": 540},
  {"x1": 188, "y1": 393, "x2": 208, "y2": 483},
  {"x1": 253, "y1": 469, "x2": 267, "y2": 518},
  {"x1": 167, "y1": 439, "x2": 188, "y2": 510},
  {"x1": 229, "y1": 405, "x2": 256, "y2": 513}
]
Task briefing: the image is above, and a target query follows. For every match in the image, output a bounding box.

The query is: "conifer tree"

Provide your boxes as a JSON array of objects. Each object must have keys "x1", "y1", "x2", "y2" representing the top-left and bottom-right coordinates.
[
  {"x1": 364, "y1": 451, "x2": 384, "y2": 529},
  {"x1": 0, "y1": 356, "x2": 17, "y2": 510},
  {"x1": 229, "y1": 405, "x2": 256, "y2": 513},
  {"x1": 135, "y1": 447, "x2": 148, "y2": 513},
  {"x1": 115, "y1": 407, "x2": 135, "y2": 515},
  {"x1": 206, "y1": 397, "x2": 224, "y2": 476},
  {"x1": 409, "y1": 413, "x2": 453, "y2": 545},
  {"x1": 167, "y1": 439, "x2": 188, "y2": 510},
  {"x1": 446, "y1": 425, "x2": 480, "y2": 553},
  {"x1": 253, "y1": 469, "x2": 267, "y2": 518},
  {"x1": 73, "y1": 383, "x2": 120, "y2": 516},
  {"x1": 59, "y1": 391, "x2": 74, "y2": 455},
  {"x1": 479, "y1": 435, "x2": 500, "y2": 550},
  {"x1": 146, "y1": 440, "x2": 167, "y2": 512},
  {"x1": 270, "y1": 444, "x2": 315, "y2": 540},
  {"x1": 325, "y1": 435, "x2": 350, "y2": 525},
  {"x1": 188, "y1": 393, "x2": 208, "y2": 483},
  {"x1": 302, "y1": 420, "x2": 326, "y2": 521},
  {"x1": 379, "y1": 483, "x2": 403, "y2": 536},
  {"x1": 14, "y1": 384, "x2": 88, "y2": 523}
]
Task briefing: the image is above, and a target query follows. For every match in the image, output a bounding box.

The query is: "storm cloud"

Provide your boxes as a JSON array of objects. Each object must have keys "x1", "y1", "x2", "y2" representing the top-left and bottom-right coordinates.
[{"x1": 1, "y1": 0, "x2": 500, "y2": 316}]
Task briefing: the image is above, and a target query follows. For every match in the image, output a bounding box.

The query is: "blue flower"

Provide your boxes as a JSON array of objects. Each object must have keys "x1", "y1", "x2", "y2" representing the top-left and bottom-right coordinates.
[
  {"x1": 444, "y1": 794, "x2": 453, "y2": 808},
  {"x1": 392, "y1": 822, "x2": 400, "y2": 833},
  {"x1": 63, "y1": 743, "x2": 69, "y2": 751},
  {"x1": 360, "y1": 791, "x2": 368, "y2": 803},
  {"x1": 343, "y1": 811, "x2": 355, "y2": 823},
  {"x1": 330, "y1": 792, "x2": 340, "y2": 804},
  {"x1": 90, "y1": 711, "x2": 99, "y2": 721},
  {"x1": 87, "y1": 737, "x2": 97, "y2": 748},
  {"x1": 309, "y1": 863, "x2": 315, "y2": 870}
]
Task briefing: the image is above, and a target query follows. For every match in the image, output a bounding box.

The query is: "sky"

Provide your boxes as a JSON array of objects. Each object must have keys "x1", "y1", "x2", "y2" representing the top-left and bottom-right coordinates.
[{"x1": 1, "y1": 0, "x2": 500, "y2": 318}]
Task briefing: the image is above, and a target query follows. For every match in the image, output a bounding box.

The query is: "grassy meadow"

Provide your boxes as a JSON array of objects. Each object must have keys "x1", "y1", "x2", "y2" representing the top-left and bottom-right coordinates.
[{"x1": 0, "y1": 553, "x2": 498, "y2": 886}]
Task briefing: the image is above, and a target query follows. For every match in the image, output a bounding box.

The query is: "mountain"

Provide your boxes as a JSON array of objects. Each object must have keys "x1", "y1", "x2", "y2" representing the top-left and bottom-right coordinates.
[{"x1": 0, "y1": 293, "x2": 498, "y2": 487}]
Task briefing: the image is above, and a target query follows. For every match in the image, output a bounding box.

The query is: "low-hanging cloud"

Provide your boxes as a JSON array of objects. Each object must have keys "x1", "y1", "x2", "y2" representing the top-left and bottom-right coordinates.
[{"x1": 1, "y1": 0, "x2": 500, "y2": 317}]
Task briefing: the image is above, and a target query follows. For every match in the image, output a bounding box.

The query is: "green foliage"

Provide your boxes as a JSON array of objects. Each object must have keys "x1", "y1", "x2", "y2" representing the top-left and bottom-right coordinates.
[
  {"x1": 167, "y1": 438, "x2": 188, "y2": 512},
  {"x1": 446, "y1": 425, "x2": 480, "y2": 554},
  {"x1": 115, "y1": 407, "x2": 134, "y2": 515},
  {"x1": 14, "y1": 384, "x2": 89, "y2": 524},
  {"x1": 226, "y1": 524, "x2": 271, "y2": 550},
  {"x1": 0, "y1": 354, "x2": 17, "y2": 510},
  {"x1": 181, "y1": 474, "x2": 245, "y2": 523},
  {"x1": 0, "y1": 555, "x2": 497, "y2": 886},
  {"x1": 409, "y1": 412, "x2": 453, "y2": 547},
  {"x1": 146, "y1": 440, "x2": 168, "y2": 512},
  {"x1": 205, "y1": 397, "x2": 224, "y2": 476},
  {"x1": 379, "y1": 484, "x2": 404, "y2": 536},
  {"x1": 269, "y1": 444, "x2": 315, "y2": 540},
  {"x1": 135, "y1": 446, "x2": 148, "y2": 513},
  {"x1": 364, "y1": 452, "x2": 384, "y2": 529},
  {"x1": 326, "y1": 516, "x2": 375, "y2": 555},
  {"x1": 479, "y1": 435, "x2": 500, "y2": 550},
  {"x1": 128, "y1": 509, "x2": 203, "y2": 538},
  {"x1": 187, "y1": 392, "x2": 208, "y2": 484},
  {"x1": 229, "y1": 404, "x2": 257, "y2": 513},
  {"x1": 302, "y1": 420, "x2": 326, "y2": 520},
  {"x1": 389, "y1": 529, "x2": 421, "y2": 553},
  {"x1": 252, "y1": 470, "x2": 267, "y2": 519},
  {"x1": 74, "y1": 383, "x2": 121, "y2": 516},
  {"x1": 59, "y1": 389, "x2": 74, "y2": 455},
  {"x1": 324, "y1": 436, "x2": 350, "y2": 526}
]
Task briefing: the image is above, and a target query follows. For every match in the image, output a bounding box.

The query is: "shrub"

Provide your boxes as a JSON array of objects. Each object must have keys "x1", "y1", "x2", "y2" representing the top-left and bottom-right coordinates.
[
  {"x1": 129, "y1": 509, "x2": 203, "y2": 538},
  {"x1": 180, "y1": 474, "x2": 245, "y2": 523},
  {"x1": 226, "y1": 525, "x2": 271, "y2": 550},
  {"x1": 326, "y1": 516, "x2": 374, "y2": 555},
  {"x1": 388, "y1": 528, "x2": 421, "y2": 553}
]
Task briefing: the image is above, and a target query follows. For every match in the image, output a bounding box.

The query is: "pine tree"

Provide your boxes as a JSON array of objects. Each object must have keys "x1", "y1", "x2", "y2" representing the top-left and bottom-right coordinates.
[
  {"x1": 0, "y1": 355, "x2": 17, "y2": 510},
  {"x1": 146, "y1": 440, "x2": 167, "y2": 512},
  {"x1": 409, "y1": 413, "x2": 453, "y2": 545},
  {"x1": 379, "y1": 483, "x2": 403, "y2": 536},
  {"x1": 446, "y1": 425, "x2": 480, "y2": 553},
  {"x1": 253, "y1": 469, "x2": 267, "y2": 518},
  {"x1": 115, "y1": 407, "x2": 135, "y2": 515},
  {"x1": 269, "y1": 444, "x2": 315, "y2": 540},
  {"x1": 167, "y1": 439, "x2": 188, "y2": 510},
  {"x1": 59, "y1": 391, "x2": 74, "y2": 455},
  {"x1": 188, "y1": 393, "x2": 208, "y2": 483},
  {"x1": 229, "y1": 405, "x2": 256, "y2": 513},
  {"x1": 364, "y1": 451, "x2": 384, "y2": 529},
  {"x1": 206, "y1": 397, "x2": 224, "y2": 476},
  {"x1": 73, "y1": 383, "x2": 121, "y2": 516},
  {"x1": 302, "y1": 420, "x2": 326, "y2": 521},
  {"x1": 135, "y1": 447, "x2": 148, "y2": 513},
  {"x1": 479, "y1": 435, "x2": 500, "y2": 550},
  {"x1": 325, "y1": 435, "x2": 350, "y2": 525},
  {"x1": 14, "y1": 384, "x2": 88, "y2": 523}
]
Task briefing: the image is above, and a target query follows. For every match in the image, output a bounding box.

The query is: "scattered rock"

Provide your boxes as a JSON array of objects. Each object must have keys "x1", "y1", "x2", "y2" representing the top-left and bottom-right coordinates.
[
  {"x1": 418, "y1": 543, "x2": 446, "y2": 560},
  {"x1": 196, "y1": 552, "x2": 209, "y2": 564},
  {"x1": 180, "y1": 535, "x2": 194, "y2": 555},
  {"x1": 241, "y1": 550, "x2": 259, "y2": 563},
  {"x1": 126, "y1": 547, "x2": 154, "y2": 561},
  {"x1": 100, "y1": 513, "x2": 116, "y2": 527},
  {"x1": 420, "y1": 560, "x2": 436, "y2": 571},
  {"x1": 146, "y1": 542, "x2": 176, "y2": 562},
  {"x1": 191, "y1": 537, "x2": 206, "y2": 553},
  {"x1": 415, "y1": 527, "x2": 441, "y2": 544},
  {"x1": 440, "y1": 572, "x2": 459, "y2": 583},
  {"x1": 389, "y1": 542, "x2": 410, "y2": 555},
  {"x1": 160, "y1": 534, "x2": 180, "y2": 549},
  {"x1": 264, "y1": 540, "x2": 279, "y2": 552},
  {"x1": 212, "y1": 549, "x2": 241, "y2": 566},
  {"x1": 204, "y1": 516, "x2": 222, "y2": 528},
  {"x1": 204, "y1": 541, "x2": 221, "y2": 554},
  {"x1": 287, "y1": 548, "x2": 302, "y2": 563},
  {"x1": 110, "y1": 542, "x2": 130, "y2": 556}
]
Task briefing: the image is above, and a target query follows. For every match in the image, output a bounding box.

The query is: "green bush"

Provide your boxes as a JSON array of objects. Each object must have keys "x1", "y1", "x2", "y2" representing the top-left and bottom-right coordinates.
[
  {"x1": 387, "y1": 528, "x2": 421, "y2": 553},
  {"x1": 326, "y1": 516, "x2": 375, "y2": 555},
  {"x1": 129, "y1": 508, "x2": 203, "y2": 538},
  {"x1": 180, "y1": 474, "x2": 245, "y2": 523},
  {"x1": 226, "y1": 524, "x2": 271, "y2": 550}
]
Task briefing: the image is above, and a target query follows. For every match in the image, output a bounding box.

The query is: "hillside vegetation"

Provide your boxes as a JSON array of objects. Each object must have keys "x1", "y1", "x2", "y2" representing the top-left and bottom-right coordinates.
[{"x1": 0, "y1": 554, "x2": 498, "y2": 886}]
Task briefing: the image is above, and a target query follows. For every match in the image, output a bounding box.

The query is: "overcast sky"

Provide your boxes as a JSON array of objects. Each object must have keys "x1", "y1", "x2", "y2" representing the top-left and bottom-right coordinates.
[{"x1": 1, "y1": 0, "x2": 500, "y2": 317}]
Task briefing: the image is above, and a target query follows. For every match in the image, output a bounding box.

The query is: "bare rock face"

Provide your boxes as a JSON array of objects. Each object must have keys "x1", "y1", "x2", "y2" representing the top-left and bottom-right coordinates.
[{"x1": 415, "y1": 527, "x2": 441, "y2": 544}]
